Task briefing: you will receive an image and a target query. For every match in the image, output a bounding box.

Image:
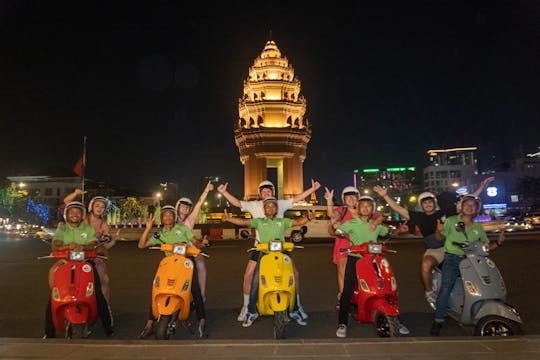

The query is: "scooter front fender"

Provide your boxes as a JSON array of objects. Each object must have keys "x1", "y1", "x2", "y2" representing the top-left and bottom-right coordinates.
[
  {"x1": 154, "y1": 294, "x2": 189, "y2": 319},
  {"x1": 472, "y1": 300, "x2": 522, "y2": 324},
  {"x1": 367, "y1": 298, "x2": 400, "y2": 320},
  {"x1": 63, "y1": 303, "x2": 91, "y2": 325},
  {"x1": 263, "y1": 291, "x2": 292, "y2": 313}
]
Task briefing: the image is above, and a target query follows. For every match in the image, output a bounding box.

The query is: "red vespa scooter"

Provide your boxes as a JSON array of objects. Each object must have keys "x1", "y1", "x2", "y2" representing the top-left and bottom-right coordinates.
[
  {"x1": 41, "y1": 248, "x2": 100, "y2": 338},
  {"x1": 343, "y1": 242, "x2": 401, "y2": 337}
]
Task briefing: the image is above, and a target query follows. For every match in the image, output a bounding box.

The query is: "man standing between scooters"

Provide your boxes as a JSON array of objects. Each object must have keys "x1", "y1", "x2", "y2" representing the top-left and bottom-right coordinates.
[
  {"x1": 430, "y1": 195, "x2": 505, "y2": 335},
  {"x1": 43, "y1": 201, "x2": 114, "y2": 338}
]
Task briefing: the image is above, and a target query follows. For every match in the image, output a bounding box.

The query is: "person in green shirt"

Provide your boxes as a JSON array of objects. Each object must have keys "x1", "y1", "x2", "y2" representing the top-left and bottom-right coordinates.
[
  {"x1": 430, "y1": 194, "x2": 506, "y2": 336},
  {"x1": 138, "y1": 205, "x2": 208, "y2": 338},
  {"x1": 221, "y1": 197, "x2": 312, "y2": 328},
  {"x1": 330, "y1": 195, "x2": 391, "y2": 338},
  {"x1": 44, "y1": 201, "x2": 113, "y2": 338}
]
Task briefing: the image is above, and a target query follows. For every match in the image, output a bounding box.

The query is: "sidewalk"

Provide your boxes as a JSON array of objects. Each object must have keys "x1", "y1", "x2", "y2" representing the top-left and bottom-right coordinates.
[{"x1": 2, "y1": 336, "x2": 540, "y2": 359}]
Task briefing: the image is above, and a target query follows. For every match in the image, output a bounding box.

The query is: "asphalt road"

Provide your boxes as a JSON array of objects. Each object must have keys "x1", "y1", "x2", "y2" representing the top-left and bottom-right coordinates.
[{"x1": 1, "y1": 231, "x2": 539, "y2": 340}]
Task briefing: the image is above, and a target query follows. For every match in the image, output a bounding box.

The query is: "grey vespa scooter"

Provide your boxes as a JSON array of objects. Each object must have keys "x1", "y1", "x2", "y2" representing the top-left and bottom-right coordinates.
[{"x1": 432, "y1": 222, "x2": 522, "y2": 336}]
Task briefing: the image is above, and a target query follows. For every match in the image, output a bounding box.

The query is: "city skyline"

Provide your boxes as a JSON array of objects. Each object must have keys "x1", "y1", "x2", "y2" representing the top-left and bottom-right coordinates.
[{"x1": 1, "y1": 2, "x2": 539, "y2": 199}]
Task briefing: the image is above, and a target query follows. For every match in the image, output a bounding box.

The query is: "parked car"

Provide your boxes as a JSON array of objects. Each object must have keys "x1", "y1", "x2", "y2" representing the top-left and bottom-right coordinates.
[{"x1": 524, "y1": 212, "x2": 540, "y2": 225}]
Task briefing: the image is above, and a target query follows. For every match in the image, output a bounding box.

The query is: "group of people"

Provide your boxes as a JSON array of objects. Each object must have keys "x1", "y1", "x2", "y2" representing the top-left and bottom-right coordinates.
[{"x1": 43, "y1": 175, "x2": 506, "y2": 339}]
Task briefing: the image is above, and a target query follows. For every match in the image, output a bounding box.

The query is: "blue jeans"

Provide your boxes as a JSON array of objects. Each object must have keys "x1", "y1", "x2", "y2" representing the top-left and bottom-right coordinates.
[{"x1": 434, "y1": 253, "x2": 463, "y2": 321}]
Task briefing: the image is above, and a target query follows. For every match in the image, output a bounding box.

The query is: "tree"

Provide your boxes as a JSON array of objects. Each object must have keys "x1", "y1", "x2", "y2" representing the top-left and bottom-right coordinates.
[{"x1": 119, "y1": 197, "x2": 144, "y2": 225}]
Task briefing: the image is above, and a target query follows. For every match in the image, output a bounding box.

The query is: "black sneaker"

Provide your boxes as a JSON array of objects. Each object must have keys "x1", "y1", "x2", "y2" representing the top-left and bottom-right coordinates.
[
  {"x1": 104, "y1": 326, "x2": 115, "y2": 337},
  {"x1": 430, "y1": 321, "x2": 442, "y2": 336}
]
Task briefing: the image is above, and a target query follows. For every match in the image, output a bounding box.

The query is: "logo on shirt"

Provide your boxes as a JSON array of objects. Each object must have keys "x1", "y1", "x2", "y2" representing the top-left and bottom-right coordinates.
[
  {"x1": 81, "y1": 233, "x2": 88, "y2": 239},
  {"x1": 175, "y1": 230, "x2": 183, "y2": 236}
]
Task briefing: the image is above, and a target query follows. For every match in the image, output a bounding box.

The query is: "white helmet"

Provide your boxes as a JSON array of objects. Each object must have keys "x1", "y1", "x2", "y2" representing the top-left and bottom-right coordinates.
[
  {"x1": 258, "y1": 180, "x2": 275, "y2": 195},
  {"x1": 160, "y1": 205, "x2": 177, "y2": 222},
  {"x1": 175, "y1": 197, "x2": 193, "y2": 211},
  {"x1": 359, "y1": 195, "x2": 375, "y2": 203},
  {"x1": 460, "y1": 194, "x2": 482, "y2": 215},
  {"x1": 341, "y1": 186, "x2": 360, "y2": 202},
  {"x1": 262, "y1": 196, "x2": 278, "y2": 204},
  {"x1": 418, "y1": 192, "x2": 438, "y2": 207},
  {"x1": 63, "y1": 201, "x2": 86, "y2": 221},
  {"x1": 88, "y1": 196, "x2": 108, "y2": 213}
]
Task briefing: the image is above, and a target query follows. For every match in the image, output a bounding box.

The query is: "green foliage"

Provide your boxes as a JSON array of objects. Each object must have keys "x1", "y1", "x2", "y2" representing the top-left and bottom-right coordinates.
[{"x1": 119, "y1": 196, "x2": 144, "y2": 224}]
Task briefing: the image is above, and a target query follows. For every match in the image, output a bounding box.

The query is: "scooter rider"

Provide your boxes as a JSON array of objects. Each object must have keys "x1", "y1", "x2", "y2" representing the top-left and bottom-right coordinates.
[
  {"x1": 324, "y1": 186, "x2": 383, "y2": 309},
  {"x1": 217, "y1": 179, "x2": 321, "y2": 325},
  {"x1": 331, "y1": 195, "x2": 391, "y2": 338},
  {"x1": 43, "y1": 201, "x2": 114, "y2": 338},
  {"x1": 430, "y1": 194, "x2": 505, "y2": 336},
  {"x1": 138, "y1": 205, "x2": 209, "y2": 338},
  {"x1": 139, "y1": 182, "x2": 213, "y2": 339},
  {"x1": 221, "y1": 197, "x2": 313, "y2": 327},
  {"x1": 373, "y1": 176, "x2": 494, "y2": 309}
]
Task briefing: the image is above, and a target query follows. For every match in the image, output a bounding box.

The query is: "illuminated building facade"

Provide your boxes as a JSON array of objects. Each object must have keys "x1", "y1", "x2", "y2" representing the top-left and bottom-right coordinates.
[
  {"x1": 234, "y1": 40, "x2": 311, "y2": 200},
  {"x1": 423, "y1": 147, "x2": 479, "y2": 194}
]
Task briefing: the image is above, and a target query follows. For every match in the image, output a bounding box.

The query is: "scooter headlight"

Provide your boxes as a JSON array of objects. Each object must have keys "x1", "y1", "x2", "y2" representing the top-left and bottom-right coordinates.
[
  {"x1": 464, "y1": 280, "x2": 481, "y2": 296},
  {"x1": 172, "y1": 244, "x2": 187, "y2": 255},
  {"x1": 69, "y1": 251, "x2": 85, "y2": 261},
  {"x1": 368, "y1": 243, "x2": 382, "y2": 254},
  {"x1": 269, "y1": 241, "x2": 283, "y2": 252}
]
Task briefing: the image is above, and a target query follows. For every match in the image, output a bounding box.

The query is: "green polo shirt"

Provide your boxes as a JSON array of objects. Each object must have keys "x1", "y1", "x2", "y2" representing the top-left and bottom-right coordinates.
[
  {"x1": 338, "y1": 217, "x2": 388, "y2": 258},
  {"x1": 53, "y1": 222, "x2": 97, "y2": 245},
  {"x1": 441, "y1": 214, "x2": 489, "y2": 256},
  {"x1": 150, "y1": 224, "x2": 194, "y2": 256},
  {"x1": 250, "y1": 217, "x2": 293, "y2": 243}
]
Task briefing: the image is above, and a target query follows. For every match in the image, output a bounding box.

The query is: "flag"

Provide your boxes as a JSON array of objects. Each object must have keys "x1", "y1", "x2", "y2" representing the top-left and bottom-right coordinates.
[{"x1": 73, "y1": 138, "x2": 87, "y2": 177}]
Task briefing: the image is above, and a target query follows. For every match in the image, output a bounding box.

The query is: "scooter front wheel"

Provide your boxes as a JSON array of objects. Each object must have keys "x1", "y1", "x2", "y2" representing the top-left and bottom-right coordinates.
[
  {"x1": 273, "y1": 311, "x2": 288, "y2": 339},
  {"x1": 155, "y1": 315, "x2": 172, "y2": 340},
  {"x1": 475, "y1": 315, "x2": 522, "y2": 336},
  {"x1": 374, "y1": 312, "x2": 400, "y2": 337},
  {"x1": 66, "y1": 323, "x2": 89, "y2": 339}
]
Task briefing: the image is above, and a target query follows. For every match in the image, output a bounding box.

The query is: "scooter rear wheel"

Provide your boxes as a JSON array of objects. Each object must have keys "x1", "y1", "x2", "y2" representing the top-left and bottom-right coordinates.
[
  {"x1": 374, "y1": 312, "x2": 400, "y2": 337},
  {"x1": 474, "y1": 315, "x2": 522, "y2": 336},
  {"x1": 273, "y1": 311, "x2": 288, "y2": 339},
  {"x1": 155, "y1": 315, "x2": 172, "y2": 340}
]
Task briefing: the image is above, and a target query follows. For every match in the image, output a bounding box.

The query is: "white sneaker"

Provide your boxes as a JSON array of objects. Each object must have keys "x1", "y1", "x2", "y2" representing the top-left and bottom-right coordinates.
[
  {"x1": 242, "y1": 312, "x2": 258, "y2": 327},
  {"x1": 399, "y1": 323, "x2": 410, "y2": 335},
  {"x1": 336, "y1": 324, "x2": 347, "y2": 338},
  {"x1": 297, "y1": 305, "x2": 308, "y2": 320},
  {"x1": 289, "y1": 310, "x2": 307, "y2": 326},
  {"x1": 237, "y1": 306, "x2": 247, "y2": 322}
]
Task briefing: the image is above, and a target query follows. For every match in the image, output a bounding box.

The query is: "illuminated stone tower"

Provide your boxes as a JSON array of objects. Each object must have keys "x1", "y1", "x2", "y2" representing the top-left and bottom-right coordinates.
[{"x1": 235, "y1": 40, "x2": 311, "y2": 200}]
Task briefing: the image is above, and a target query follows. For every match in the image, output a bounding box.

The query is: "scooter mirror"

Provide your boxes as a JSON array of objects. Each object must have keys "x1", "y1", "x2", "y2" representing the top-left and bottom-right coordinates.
[
  {"x1": 300, "y1": 225, "x2": 308, "y2": 234},
  {"x1": 240, "y1": 229, "x2": 251, "y2": 239},
  {"x1": 455, "y1": 221, "x2": 466, "y2": 233}
]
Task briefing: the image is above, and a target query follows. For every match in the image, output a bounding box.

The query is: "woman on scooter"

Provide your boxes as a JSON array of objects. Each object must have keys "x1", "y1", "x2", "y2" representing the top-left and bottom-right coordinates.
[
  {"x1": 138, "y1": 205, "x2": 209, "y2": 338},
  {"x1": 324, "y1": 186, "x2": 383, "y2": 309},
  {"x1": 43, "y1": 201, "x2": 113, "y2": 338},
  {"x1": 139, "y1": 182, "x2": 213, "y2": 338},
  {"x1": 221, "y1": 197, "x2": 313, "y2": 328},
  {"x1": 430, "y1": 194, "x2": 505, "y2": 336},
  {"x1": 330, "y1": 195, "x2": 391, "y2": 338},
  {"x1": 217, "y1": 179, "x2": 320, "y2": 325}
]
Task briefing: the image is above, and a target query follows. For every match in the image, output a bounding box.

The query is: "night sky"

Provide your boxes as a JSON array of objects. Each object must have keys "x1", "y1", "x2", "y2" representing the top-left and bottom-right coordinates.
[{"x1": 1, "y1": 1, "x2": 539, "y2": 200}]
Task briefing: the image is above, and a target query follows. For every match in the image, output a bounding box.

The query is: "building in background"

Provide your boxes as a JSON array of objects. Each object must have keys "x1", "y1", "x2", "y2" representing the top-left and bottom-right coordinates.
[{"x1": 423, "y1": 147, "x2": 479, "y2": 195}]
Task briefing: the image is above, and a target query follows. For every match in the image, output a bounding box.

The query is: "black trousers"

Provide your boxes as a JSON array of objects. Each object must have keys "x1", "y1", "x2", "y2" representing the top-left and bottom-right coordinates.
[{"x1": 44, "y1": 261, "x2": 113, "y2": 337}]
